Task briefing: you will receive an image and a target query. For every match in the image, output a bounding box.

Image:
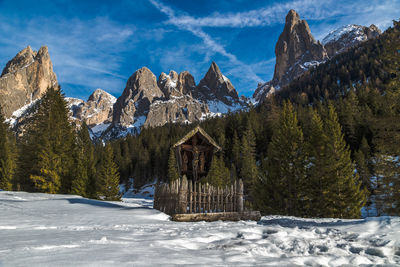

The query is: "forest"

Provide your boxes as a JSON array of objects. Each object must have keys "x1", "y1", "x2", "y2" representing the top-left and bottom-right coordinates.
[{"x1": 0, "y1": 21, "x2": 399, "y2": 219}]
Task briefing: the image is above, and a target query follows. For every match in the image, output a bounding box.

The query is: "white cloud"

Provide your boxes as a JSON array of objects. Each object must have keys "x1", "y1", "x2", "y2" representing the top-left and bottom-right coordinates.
[{"x1": 148, "y1": 0, "x2": 265, "y2": 91}]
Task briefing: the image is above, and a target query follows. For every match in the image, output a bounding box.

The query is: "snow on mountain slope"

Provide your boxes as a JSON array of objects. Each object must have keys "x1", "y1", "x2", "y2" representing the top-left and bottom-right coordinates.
[{"x1": 1, "y1": 191, "x2": 399, "y2": 266}]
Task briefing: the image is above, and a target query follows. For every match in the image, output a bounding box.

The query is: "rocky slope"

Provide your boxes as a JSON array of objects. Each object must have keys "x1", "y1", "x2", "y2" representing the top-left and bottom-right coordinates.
[
  {"x1": 106, "y1": 62, "x2": 246, "y2": 138},
  {"x1": 322, "y1": 24, "x2": 381, "y2": 57},
  {"x1": 67, "y1": 89, "x2": 116, "y2": 135},
  {"x1": 0, "y1": 46, "x2": 58, "y2": 118},
  {"x1": 253, "y1": 10, "x2": 381, "y2": 103}
]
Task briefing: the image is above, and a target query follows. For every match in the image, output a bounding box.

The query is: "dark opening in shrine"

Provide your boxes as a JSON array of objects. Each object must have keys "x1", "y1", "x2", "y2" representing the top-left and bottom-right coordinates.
[{"x1": 173, "y1": 126, "x2": 221, "y2": 182}]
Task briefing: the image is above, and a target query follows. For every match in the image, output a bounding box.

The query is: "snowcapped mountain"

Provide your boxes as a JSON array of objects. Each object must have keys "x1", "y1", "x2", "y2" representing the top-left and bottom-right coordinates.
[
  {"x1": 323, "y1": 24, "x2": 381, "y2": 57},
  {"x1": 104, "y1": 62, "x2": 247, "y2": 139},
  {"x1": 0, "y1": 46, "x2": 247, "y2": 139},
  {"x1": 253, "y1": 11, "x2": 381, "y2": 104}
]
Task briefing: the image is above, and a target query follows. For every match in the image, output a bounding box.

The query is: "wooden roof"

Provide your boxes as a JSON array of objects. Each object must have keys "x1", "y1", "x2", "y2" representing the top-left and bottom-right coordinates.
[{"x1": 173, "y1": 126, "x2": 221, "y2": 151}]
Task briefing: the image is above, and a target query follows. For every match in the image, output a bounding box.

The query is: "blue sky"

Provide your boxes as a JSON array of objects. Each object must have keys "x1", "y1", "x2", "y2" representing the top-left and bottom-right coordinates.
[{"x1": 0, "y1": 0, "x2": 398, "y2": 99}]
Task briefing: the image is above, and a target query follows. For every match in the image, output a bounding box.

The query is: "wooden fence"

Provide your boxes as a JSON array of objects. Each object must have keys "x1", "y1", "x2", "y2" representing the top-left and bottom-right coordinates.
[{"x1": 154, "y1": 176, "x2": 244, "y2": 215}]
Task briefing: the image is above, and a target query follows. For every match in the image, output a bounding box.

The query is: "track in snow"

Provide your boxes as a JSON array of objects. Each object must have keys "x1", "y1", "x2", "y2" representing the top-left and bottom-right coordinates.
[{"x1": 1, "y1": 191, "x2": 399, "y2": 266}]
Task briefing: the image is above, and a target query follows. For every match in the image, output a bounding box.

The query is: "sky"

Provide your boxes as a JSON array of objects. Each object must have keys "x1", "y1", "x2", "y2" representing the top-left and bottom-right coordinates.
[{"x1": 0, "y1": 0, "x2": 398, "y2": 99}]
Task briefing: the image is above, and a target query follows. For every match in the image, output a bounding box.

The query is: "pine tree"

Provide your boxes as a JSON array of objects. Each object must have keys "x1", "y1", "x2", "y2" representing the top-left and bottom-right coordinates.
[
  {"x1": 257, "y1": 101, "x2": 307, "y2": 216},
  {"x1": 0, "y1": 105, "x2": 17, "y2": 191},
  {"x1": 21, "y1": 86, "x2": 77, "y2": 193},
  {"x1": 322, "y1": 104, "x2": 366, "y2": 218},
  {"x1": 29, "y1": 139, "x2": 61, "y2": 194},
  {"x1": 205, "y1": 154, "x2": 229, "y2": 187},
  {"x1": 304, "y1": 109, "x2": 329, "y2": 217},
  {"x1": 240, "y1": 122, "x2": 258, "y2": 197},
  {"x1": 167, "y1": 148, "x2": 179, "y2": 182},
  {"x1": 70, "y1": 123, "x2": 97, "y2": 197},
  {"x1": 97, "y1": 144, "x2": 121, "y2": 201}
]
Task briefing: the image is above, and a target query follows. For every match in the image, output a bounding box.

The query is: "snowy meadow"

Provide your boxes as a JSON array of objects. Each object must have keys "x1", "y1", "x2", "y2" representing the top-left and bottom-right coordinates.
[{"x1": 1, "y1": 190, "x2": 399, "y2": 266}]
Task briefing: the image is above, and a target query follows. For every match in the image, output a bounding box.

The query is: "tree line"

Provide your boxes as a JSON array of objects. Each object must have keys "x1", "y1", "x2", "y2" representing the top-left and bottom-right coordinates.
[
  {"x1": 0, "y1": 21, "x2": 399, "y2": 218},
  {"x1": 0, "y1": 87, "x2": 121, "y2": 201}
]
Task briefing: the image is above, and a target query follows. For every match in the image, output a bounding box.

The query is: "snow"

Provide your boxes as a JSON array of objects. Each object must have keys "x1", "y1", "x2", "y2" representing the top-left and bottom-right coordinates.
[
  {"x1": 322, "y1": 24, "x2": 366, "y2": 45},
  {"x1": 91, "y1": 123, "x2": 111, "y2": 136},
  {"x1": 207, "y1": 99, "x2": 244, "y2": 114},
  {"x1": 5, "y1": 99, "x2": 39, "y2": 127},
  {"x1": 1, "y1": 190, "x2": 399, "y2": 266}
]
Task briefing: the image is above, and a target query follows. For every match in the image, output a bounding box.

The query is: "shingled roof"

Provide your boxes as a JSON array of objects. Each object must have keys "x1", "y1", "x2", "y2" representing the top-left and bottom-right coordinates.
[{"x1": 173, "y1": 126, "x2": 221, "y2": 151}]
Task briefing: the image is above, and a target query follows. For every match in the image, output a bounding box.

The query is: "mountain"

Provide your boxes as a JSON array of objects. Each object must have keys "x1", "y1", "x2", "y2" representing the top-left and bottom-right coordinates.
[
  {"x1": 66, "y1": 89, "x2": 116, "y2": 136},
  {"x1": 322, "y1": 24, "x2": 381, "y2": 57},
  {"x1": 253, "y1": 10, "x2": 381, "y2": 103},
  {"x1": 0, "y1": 46, "x2": 58, "y2": 118},
  {"x1": 104, "y1": 62, "x2": 246, "y2": 138}
]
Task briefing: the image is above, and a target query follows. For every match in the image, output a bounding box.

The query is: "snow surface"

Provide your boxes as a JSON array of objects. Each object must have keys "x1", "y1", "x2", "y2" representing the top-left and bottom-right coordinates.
[
  {"x1": 5, "y1": 99, "x2": 39, "y2": 127},
  {"x1": 322, "y1": 24, "x2": 366, "y2": 45},
  {"x1": 1, "y1": 191, "x2": 399, "y2": 266}
]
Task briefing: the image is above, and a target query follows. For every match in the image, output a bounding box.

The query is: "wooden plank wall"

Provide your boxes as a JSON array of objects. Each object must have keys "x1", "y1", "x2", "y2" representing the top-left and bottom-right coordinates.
[{"x1": 154, "y1": 176, "x2": 244, "y2": 215}]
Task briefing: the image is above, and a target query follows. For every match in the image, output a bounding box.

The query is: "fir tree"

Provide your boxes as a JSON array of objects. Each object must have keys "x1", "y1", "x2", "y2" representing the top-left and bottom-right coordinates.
[
  {"x1": 258, "y1": 101, "x2": 307, "y2": 216},
  {"x1": 167, "y1": 148, "x2": 179, "y2": 182},
  {"x1": 97, "y1": 144, "x2": 121, "y2": 201},
  {"x1": 239, "y1": 122, "x2": 258, "y2": 196},
  {"x1": 304, "y1": 109, "x2": 329, "y2": 217},
  {"x1": 0, "y1": 105, "x2": 17, "y2": 191},
  {"x1": 205, "y1": 154, "x2": 230, "y2": 187},
  {"x1": 322, "y1": 104, "x2": 366, "y2": 218},
  {"x1": 20, "y1": 86, "x2": 76, "y2": 193}
]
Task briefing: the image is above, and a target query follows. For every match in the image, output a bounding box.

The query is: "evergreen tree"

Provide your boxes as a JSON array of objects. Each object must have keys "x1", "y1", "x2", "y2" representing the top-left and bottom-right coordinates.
[
  {"x1": 205, "y1": 154, "x2": 230, "y2": 187},
  {"x1": 70, "y1": 123, "x2": 97, "y2": 197},
  {"x1": 97, "y1": 144, "x2": 121, "y2": 201},
  {"x1": 0, "y1": 105, "x2": 17, "y2": 191},
  {"x1": 322, "y1": 104, "x2": 366, "y2": 218},
  {"x1": 304, "y1": 109, "x2": 329, "y2": 217},
  {"x1": 239, "y1": 122, "x2": 258, "y2": 196},
  {"x1": 167, "y1": 148, "x2": 179, "y2": 182},
  {"x1": 18, "y1": 86, "x2": 76, "y2": 193},
  {"x1": 29, "y1": 139, "x2": 62, "y2": 194},
  {"x1": 257, "y1": 101, "x2": 307, "y2": 216}
]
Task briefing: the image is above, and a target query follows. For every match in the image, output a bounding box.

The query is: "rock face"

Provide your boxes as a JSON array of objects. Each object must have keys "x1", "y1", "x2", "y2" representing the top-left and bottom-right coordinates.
[
  {"x1": 104, "y1": 62, "x2": 246, "y2": 138},
  {"x1": 273, "y1": 10, "x2": 327, "y2": 87},
  {"x1": 67, "y1": 89, "x2": 116, "y2": 127},
  {"x1": 157, "y1": 70, "x2": 196, "y2": 98},
  {"x1": 0, "y1": 46, "x2": 58, "y2": 117},
  {"x1": 194, "y1": 62, "x2": 239, "y2": 106},
  {"x1": 113, "y1": 67, "x2": 164, "y2": 127},
  {"x1": 323, "y1": 24, "x2": 381, "y2": 57},
  {"x1": 253, "y1": 10, "x2": 381, "y2": 103},
  {"x1": 144, "y1": 95, "x2": 209, "y2": 128}
]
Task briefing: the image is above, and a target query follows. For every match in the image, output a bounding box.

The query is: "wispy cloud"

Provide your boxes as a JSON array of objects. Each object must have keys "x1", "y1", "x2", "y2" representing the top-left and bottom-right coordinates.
[
  {"x1": 149, "y1": 0, "x2": 265, "y2": 89},
  {"x1": 164, "y1": 0, "x2": 397, "y2": 31}
]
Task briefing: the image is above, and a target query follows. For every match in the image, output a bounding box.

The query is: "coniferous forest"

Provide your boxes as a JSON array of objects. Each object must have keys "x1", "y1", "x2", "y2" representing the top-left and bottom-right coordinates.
[{"x1": 0, "y1": 21, "x2": 399, "y2": 219}]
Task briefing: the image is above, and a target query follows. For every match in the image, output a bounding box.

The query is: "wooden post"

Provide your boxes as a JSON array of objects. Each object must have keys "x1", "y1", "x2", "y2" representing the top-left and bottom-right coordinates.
[
  {"x1": 193, "y1": 181, "x2": 197, "y2": 213},
  {"x1": 178, "y1": 176, "x2": 188, "y2": 214},
  {"x1": 237, "y1": 179, "x2": 244, "y2": 212},
  {"x1": 207, "y1": 184, "x2": 211, "y2": 213},
  {"x1": 188, "y1": 180, "x2": 192, "y2": 213},
  {"x1": 230, "y1": 184, "x2": 234, "y2": 212},
  {"x1": 198, "y1": 182, "x2": 202, "y2": 213}
]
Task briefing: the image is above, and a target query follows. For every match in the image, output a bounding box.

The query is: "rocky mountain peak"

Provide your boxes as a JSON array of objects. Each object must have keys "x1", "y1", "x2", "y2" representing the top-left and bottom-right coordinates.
[
  {"x1": 195, "y1": 61, "x2": 238, "y2": 105},
  {"x1": 322, "y1": 24, "x2": 381, "y2": 57},
  {"x1": 1, "y1": 46, "x2": 37, "y2": 76},
  {"x1": 285, "y1": 9, "x2": 301, "y2": 28},
  {"x1": 112, "y1": 67, "x2": 164, "y2": 127},
  {"x1": 88, "y1": 88, "x2": 116, "y2": 103},
  {"x1": 67, "y1": 88, "x2": 116, "y2": 131},
  {"x1": 273, "y1": 10, "x2": 327, "y2": 86},
  {"x1": 0, "y1": 45, "x2": 58, "y2": 118},
  {"x1": 158, "y1": 70, "x2": 179, "y2": 98}
]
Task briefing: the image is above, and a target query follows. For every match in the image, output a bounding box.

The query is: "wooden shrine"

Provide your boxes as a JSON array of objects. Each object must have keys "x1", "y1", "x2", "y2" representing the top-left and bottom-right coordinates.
[
  {"x1": 153, "y1": 126, "x2": 261, "y2": 222},
  {"x1": 173, "y1": 126, "x2": 221, "y2": 182}
]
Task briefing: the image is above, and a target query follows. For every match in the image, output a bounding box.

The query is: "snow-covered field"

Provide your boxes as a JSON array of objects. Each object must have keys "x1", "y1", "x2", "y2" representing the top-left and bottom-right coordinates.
[{"x1": 1, "y1": 191, "x2": 399, "y2": 266}]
